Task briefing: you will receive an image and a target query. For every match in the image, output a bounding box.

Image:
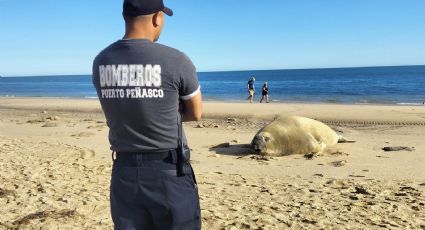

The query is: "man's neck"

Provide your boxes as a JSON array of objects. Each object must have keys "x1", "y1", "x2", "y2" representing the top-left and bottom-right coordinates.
[{"x1": 123, "y1": 30, "x2": 155, "y2": 42}]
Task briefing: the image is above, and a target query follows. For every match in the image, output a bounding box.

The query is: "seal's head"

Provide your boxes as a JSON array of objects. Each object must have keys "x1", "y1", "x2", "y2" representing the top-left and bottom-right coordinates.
[{"x1": 251, "y1": 131, "x2": 276, "y2": 155}]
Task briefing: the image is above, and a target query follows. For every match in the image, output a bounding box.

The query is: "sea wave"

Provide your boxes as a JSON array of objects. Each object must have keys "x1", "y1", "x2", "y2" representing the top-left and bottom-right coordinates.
[{"x1": 397, "y1": 102, "x2": 425, "y2": 106}]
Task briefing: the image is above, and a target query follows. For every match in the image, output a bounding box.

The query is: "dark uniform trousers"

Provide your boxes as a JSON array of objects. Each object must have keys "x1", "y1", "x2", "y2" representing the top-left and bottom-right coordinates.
[{"x1": 110, "y1": 150, "x2": 201, "y2": 230}]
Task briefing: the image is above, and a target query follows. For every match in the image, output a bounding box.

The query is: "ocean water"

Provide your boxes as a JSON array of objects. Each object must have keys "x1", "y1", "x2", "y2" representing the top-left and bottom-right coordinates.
[{"x1": 1, "y1": 65, "x2": 425, "y2": 105}]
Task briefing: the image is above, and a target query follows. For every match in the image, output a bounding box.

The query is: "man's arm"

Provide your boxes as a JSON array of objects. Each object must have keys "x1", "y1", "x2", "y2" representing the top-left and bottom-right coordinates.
[{"x1": 181, "y1": 90, "x2": 202, "y2": 122}]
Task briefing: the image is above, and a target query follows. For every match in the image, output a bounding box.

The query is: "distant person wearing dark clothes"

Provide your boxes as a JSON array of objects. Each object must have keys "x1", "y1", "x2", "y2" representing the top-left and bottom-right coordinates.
[
  {"x1": 247, "y1": 77, "x2": 255, "y2": 103},
  {"x1": 92, "y1": 0, "x2": 202, "y2": 229},
  {"x1": 260, "y1": 82, "x2": 269, "y2": 103}
]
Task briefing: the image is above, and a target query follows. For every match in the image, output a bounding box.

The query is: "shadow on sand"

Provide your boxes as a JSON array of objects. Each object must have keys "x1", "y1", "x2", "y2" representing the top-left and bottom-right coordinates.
[{"x1": 209, "y1": 144, "x2": 253, "y2": 157}]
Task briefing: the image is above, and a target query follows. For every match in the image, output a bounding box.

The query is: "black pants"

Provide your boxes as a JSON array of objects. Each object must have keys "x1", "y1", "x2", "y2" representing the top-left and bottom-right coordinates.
[{"x1": 110, "y1": 150, "x2": 201, "y2": 230}]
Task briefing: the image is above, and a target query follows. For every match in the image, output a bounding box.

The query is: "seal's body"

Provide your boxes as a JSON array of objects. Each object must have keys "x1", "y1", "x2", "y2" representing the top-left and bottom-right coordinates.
[{"x1": 251, "y1": 116, "x2": 340, "y2": 156}]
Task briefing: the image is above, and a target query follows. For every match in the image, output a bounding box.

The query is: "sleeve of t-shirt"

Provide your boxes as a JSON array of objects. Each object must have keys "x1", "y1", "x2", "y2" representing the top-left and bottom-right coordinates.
[{"x1": 179, "y1": 54, "x2": 200, "y2": 101}]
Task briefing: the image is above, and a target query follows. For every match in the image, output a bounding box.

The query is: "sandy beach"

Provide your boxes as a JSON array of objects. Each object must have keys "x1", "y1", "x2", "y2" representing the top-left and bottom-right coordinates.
[{"x1": 0, "y1": 97, "x2": 424, "y2": 229}]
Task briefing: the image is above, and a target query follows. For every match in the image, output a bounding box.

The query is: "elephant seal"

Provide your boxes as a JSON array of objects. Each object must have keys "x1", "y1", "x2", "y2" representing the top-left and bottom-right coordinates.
[{"x1": 251, "y1": 116, "x2": 343, "y2": 156}]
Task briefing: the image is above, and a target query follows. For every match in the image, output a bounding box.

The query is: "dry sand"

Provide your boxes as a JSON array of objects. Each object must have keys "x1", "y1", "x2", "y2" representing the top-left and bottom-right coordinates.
[{"x1": 0, "y1": 98, "x2": 424, "y2": 229}]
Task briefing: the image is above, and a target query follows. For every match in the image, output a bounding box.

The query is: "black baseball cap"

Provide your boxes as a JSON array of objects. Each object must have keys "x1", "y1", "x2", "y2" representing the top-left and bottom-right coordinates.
[{"x1": 123, "y1": 0, "x2": 173, "y2": 17}]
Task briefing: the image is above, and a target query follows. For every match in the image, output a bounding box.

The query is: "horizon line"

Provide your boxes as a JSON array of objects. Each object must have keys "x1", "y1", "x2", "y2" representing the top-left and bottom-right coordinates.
[{"x1": 1, "y1": 64, "x2": 424, "y2": 78}]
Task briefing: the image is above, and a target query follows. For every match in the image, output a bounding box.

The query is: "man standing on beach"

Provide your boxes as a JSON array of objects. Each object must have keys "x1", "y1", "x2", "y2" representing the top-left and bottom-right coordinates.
[
  {"x1": 92, "y1": 0, "x2": 202, "y2": 229},
  {"x1": 247, "y1": 76, "x2": 255, "y2": 103}
]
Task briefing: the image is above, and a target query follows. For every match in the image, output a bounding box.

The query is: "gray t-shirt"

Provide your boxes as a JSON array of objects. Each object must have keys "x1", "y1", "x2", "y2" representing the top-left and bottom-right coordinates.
[{"x1": 92, "y1": 39, "x2": 200, "y2": 152}]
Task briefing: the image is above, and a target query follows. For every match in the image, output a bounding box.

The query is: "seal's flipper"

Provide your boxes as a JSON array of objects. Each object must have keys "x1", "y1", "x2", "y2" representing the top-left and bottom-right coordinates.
[
  {"x1": 338, "y1": 135, "x2": 356, "y2": 143},
  {"x1": 306, "y1": 133, "x2": 325, "y2": 153}
]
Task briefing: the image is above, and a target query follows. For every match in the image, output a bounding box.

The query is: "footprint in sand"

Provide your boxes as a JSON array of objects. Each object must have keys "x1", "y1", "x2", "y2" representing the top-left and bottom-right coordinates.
[{"x1": 79, "y1": 149, "x2": 96, "y2": 159}]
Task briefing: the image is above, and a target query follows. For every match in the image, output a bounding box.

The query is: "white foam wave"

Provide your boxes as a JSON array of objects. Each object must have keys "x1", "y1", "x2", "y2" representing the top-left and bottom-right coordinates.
[{"x1": 397, "y1": 102, "x2": 425, "y2": 106}]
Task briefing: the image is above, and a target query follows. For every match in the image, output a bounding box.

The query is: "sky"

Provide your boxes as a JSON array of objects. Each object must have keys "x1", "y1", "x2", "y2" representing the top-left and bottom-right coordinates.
[{"x1": 0, "y1": 0, "x2": 425, "y2": 76}]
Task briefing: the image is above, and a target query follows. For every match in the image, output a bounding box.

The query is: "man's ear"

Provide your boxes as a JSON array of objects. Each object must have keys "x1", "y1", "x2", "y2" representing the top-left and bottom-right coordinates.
[{"x1": 152, "y1": 12, "x2": 163, "y2": 27}]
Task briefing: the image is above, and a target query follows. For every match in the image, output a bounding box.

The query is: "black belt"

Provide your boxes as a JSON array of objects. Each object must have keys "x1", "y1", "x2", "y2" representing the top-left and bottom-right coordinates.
[{"x1": 115, "y1": 150, "x2": 172, "y2": 161}]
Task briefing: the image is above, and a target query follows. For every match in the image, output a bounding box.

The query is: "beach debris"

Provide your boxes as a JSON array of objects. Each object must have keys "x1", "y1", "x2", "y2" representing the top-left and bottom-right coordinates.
[
  {"x1": 46, "y1": 116, "x2": 60, "y2": 121},
  {"x1": 231, "y1": 140, "x2": 240, "y2": 143},
  {"x1": 42, "y1": 122, "x2": 58, "y2": 128},
  {"x1": 376, "y1": 155, "x2": 390, "y2": 158},
  {"x1": 27, "y1": 116, "x2": 60, "y2": 123},
  {"x1": 250, "y1": 155, "x2": 274, "y2": 161},
  {"x1": 212, "y1": 142, "x2": 230, "y2": 148},
  {"x1": 348, "y1": 174, "x2": 366, "y2": 178},
  {"x1": 394, "y1": 192, "x2": 408, "y2": 197},
  {"x1": 71, "y1": 132, "x2": 95, "y2": 138},
  {"x1": 195, "y1": 121, "x2": 222, "y2": 128},
  {"x1": 304, "y1": 152, "x2": 317, "y2": 160},
  {"x1": 382, "y1": 146, "x2": 415, "y2": 152},
  {"x1": 313, "y1": 173, "x2": 324, "y2": 177},
  {"x1": 329, "y1": 160, "x2": 347, "y2": 167},
  {"x1": 227, "y1": 117, "x2": 236, "y2": 122},
  {"x1": 41, "y1": 110, "x2": 47, "y2": 114},
  {"x1": 354, "y1": 186, "x2": 371, "y2": 195},
  {"x1": 349, "y1": 195, "x2": 359, "y2": 200}
]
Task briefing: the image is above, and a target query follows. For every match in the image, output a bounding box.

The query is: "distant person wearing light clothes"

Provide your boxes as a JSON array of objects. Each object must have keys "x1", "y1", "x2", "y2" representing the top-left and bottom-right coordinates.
[
  {"x1": 260, "y1": 82, "x2": 269, "y2": 103},
  {"x1": 247, "y1": 77, "x2": 255, "y2": 103}
]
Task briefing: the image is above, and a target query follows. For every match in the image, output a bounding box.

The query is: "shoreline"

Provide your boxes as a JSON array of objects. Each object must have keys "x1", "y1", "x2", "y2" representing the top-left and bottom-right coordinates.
[
  {"x1": 1, "y1": 97, "x2": 425, "y2": 125},
  {"x1": 1, "y1": 96, "x2": 424, "y2": 106}
]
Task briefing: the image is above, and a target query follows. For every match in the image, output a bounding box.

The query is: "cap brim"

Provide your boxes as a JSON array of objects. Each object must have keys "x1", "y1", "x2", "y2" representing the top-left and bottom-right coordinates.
[{"x1": 163, "y1": 6, "x2": 173, "y2": 16}]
